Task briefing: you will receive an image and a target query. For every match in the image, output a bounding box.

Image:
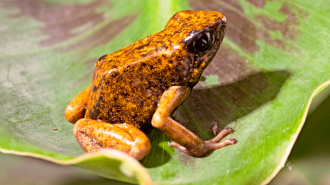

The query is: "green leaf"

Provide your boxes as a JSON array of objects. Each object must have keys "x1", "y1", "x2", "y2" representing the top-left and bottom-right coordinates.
[
  {"x1": 0, "y1": 0, "x2": 329, "y2": 184},
  {"x1": 271, "y1": 85, "x2": 330, "y2": 184}
]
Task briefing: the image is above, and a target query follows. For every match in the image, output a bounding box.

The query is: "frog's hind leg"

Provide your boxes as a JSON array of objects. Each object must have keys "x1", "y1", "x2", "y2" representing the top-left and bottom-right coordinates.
[{"x1": 73, "y1": 118, "x2": 151, "y2": 160}]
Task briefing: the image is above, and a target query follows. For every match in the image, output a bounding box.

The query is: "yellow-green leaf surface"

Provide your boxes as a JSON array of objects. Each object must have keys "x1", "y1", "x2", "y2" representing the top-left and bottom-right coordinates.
[
  {"x1": 271, "y1": 86, "x2": 330, "y2": 184},
  {"x1": 0, "y1": 0, "x2": 329, "y2": 184}
]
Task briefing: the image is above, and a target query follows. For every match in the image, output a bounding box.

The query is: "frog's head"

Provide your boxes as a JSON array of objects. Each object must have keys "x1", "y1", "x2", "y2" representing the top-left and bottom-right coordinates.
[{"x1": 164, "y1": 10, "x2": 226, "y2": 87}]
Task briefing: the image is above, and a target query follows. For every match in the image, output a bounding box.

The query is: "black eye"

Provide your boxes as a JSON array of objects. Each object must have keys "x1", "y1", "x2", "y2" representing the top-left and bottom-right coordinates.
[{"x1": 188, "y1": 30, "x2": 214, "y2": 52}]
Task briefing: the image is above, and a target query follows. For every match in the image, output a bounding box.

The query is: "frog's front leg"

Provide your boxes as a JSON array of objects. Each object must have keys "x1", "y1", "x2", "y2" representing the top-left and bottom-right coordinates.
[
  {"x1": 65, "y1": 86, "x2": 91, "y2": 124},
  {"x1": 73, "y1": 119, "x2": 151, "y2": 160},
  {"x1": 152, "y1": 86, "x2": 237, "y2": 157}
]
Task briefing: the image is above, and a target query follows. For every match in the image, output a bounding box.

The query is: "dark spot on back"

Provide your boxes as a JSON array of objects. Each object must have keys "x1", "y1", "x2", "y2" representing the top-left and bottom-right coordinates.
[
  {"x1": 92, "y1": 84, "x2": 97, "y2": 92},
  {"x1": 90, "y1": 107, "x2": 101, "y2": 120},
  {"x1": 98, "y1": 55, "x2": 107, "y2": 61},
  {"x1": 135, "y1": 42, "x2": 150, "y2": 50}
]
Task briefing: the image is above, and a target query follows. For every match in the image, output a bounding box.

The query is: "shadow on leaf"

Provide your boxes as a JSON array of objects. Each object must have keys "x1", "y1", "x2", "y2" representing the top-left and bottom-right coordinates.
[{"x1": 142, "y1": 70, "x2": 291, "y2": 167}]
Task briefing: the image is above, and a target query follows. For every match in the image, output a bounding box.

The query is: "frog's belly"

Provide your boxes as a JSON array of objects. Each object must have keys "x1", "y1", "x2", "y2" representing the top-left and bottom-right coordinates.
[{"x1": 85, "y1": 81, "x2": 166, "y2": 133}]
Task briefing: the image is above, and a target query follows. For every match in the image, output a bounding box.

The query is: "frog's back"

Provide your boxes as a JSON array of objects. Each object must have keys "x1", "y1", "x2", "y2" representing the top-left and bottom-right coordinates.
[{"x1": 85, "y1": 33, "x2": 190, "y2": 133}]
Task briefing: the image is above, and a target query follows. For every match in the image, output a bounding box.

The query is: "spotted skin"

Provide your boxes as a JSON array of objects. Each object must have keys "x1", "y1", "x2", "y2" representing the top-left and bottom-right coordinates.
[{"x1": 65, "y1": 10, "x2": 236, "y2": 159}]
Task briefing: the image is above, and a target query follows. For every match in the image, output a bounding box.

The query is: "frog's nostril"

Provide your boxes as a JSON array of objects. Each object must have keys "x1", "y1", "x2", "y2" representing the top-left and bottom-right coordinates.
[{"x1": 221, "y1": 16, "x2": 226, "y2": 24}]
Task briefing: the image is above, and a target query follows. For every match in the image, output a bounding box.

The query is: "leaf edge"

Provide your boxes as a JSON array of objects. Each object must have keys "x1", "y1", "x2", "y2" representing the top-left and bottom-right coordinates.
[
  {"x1": 261, "y1": 79, "x2": 330, "y2": 185},
  {"x1": 0, "y1": 148, "x2": 153, "y2": 185}
]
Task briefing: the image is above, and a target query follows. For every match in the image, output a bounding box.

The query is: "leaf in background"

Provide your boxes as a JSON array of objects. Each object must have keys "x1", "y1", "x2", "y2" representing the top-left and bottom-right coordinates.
[{"x1": 0, "y1": 0, "x2": 329, "y2": 185}]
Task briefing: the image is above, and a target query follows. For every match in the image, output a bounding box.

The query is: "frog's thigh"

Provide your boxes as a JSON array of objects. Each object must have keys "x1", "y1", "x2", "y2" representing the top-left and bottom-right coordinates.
[
  {"x1": 65, "y1": 86, "x2": 91, "y2": 124},
  {"x1": 73, "y1": 118, "x2": 151, "y2": 160}
]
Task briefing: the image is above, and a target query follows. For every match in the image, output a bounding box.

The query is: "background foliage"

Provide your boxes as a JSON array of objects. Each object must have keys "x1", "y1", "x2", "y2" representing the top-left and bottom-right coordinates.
[{"x1": 0, "y1": 0, "x2": 329, "y2": 184}]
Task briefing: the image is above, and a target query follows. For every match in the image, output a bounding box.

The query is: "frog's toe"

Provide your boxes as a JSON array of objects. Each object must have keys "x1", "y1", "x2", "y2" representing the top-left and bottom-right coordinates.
[
  {"x1": 209, "y1": 127, "x2": 235, "y2": 143},
  {"x1": 204, "y1": 138, "x2": 237, "y2": 151},
  {"x1": 211, "y1": 122, "x2": 218, "y2": 135},
  {"x1": 167, "y1": 141, "x2": 193, "y2": 156},
  {"x1": 201, "y1": 127, "x2": 236, "y2": 154}
]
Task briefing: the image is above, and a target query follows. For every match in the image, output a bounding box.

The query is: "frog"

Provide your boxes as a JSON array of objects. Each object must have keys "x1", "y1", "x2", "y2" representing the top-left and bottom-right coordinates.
[{"x1": 65, "y1": 10, "x2": 237, "y2": 160}]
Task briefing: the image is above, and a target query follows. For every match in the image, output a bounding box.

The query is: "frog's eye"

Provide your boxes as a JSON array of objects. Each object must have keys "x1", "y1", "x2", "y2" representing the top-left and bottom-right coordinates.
[{"x1": 187, "y1": 29, "x2": 215, "y2": 53}]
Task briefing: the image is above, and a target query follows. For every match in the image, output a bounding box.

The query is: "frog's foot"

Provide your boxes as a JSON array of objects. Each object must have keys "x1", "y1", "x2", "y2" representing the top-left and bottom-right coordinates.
[
  {"x1": 65, "y1": 86, "x2": 91, "y2": 124},
  {"x1": 73, "y1": 118, "x2": 151, "y2": 160},
  {"x1": 167, "y1": 127, "x2": 237, "y2": 156}
]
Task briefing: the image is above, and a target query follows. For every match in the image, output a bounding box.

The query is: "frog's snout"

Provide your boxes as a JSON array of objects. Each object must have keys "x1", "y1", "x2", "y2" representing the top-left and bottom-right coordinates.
[
  {"x1": 221, "y1": 16, "x2": 226, "y2": 24},
  {"x1": 219, "y1": 15, "x2": 226, "y2": 37}
]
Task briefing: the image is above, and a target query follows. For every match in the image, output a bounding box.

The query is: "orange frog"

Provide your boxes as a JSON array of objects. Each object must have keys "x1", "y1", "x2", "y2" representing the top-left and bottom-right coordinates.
[{"x1": 65, "y1": 10, "x2": 236, "y2": 160}]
